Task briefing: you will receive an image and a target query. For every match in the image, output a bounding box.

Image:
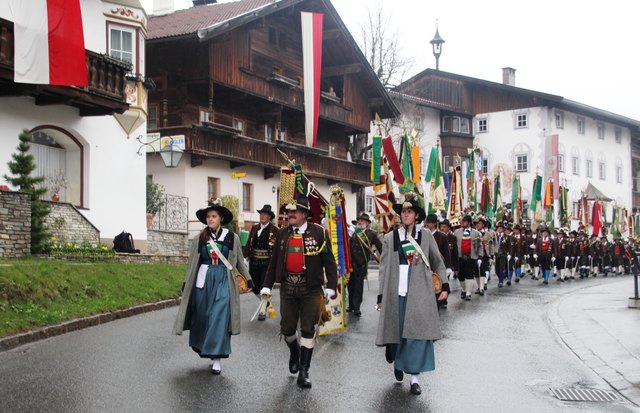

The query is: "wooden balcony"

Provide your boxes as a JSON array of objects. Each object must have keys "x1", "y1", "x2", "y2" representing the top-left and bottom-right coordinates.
[
  {"x1": 0, "y1": 18, "x2": 129, "y2": 116},
  {"x1": 154, "y1": 125, "x2": 370, "y2": 187}
]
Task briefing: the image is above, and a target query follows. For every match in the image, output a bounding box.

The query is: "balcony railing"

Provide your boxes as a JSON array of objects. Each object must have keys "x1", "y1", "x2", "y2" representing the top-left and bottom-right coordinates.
[{"x1": 0, "y1": 18, "x2": 129, "y2": 116}]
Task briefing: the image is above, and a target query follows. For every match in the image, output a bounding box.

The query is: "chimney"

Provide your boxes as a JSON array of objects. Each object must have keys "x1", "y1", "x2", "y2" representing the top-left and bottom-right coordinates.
[
  {"x1": 153, "y1": 0, "x2": 174, "y2": 16},
  {"x1": 502, "y1": 67, "x2": 516, "y2": 86}
]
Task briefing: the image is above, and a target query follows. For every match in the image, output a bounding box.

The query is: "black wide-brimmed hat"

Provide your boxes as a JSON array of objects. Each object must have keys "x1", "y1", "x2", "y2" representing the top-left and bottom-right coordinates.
[
  {"x1": 351, "y1": 212, "x2": 372, "y2": 225},
  {"x1": 284, "y1": 195, "x2": 313, "y2": 217},
  {"x1": 196, "y1": 198, "x2": 233, "y2": 225},
  {"x1": 257, "y1": 204, "x2": 276, "y2": 220},
  {"x1": 392, "y1": 197, "x2": 426, "y2": 223}
]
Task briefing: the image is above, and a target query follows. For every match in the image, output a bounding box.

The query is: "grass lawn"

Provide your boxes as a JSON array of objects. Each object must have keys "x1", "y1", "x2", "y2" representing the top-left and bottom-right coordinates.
[{"x1": 0, "y1": 259, "x2": 186, "y2": 337}]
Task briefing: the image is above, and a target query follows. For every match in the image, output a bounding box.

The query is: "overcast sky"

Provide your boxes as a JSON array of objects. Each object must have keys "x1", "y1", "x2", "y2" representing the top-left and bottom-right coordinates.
[{"x1": 141, "y1": 0, "x2": 640, "y2": 121}]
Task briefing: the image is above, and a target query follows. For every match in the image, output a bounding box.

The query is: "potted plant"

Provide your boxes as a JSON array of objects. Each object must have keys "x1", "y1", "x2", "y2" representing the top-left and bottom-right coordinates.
[
  {"x1": 146, "y1": 180, "x2": 165, "y2": 229},
  {"x1": 47, "y1": 170, "x2": 68, "y2": 201}
]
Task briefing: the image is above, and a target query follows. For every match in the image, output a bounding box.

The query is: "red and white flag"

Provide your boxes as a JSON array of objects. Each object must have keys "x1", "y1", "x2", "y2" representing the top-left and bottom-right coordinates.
[
  {"x1": 4, "y1": 0, "x2": 87, "y2": 86},
  {"x1": 301, "y1": 12, "x2": 323, "y2": 147}
]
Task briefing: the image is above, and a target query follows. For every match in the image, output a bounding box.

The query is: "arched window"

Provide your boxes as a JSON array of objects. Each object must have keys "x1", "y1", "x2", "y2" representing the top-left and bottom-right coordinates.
[{"x1": 30, "y1": 127, "x2": 84, "y2": 207}]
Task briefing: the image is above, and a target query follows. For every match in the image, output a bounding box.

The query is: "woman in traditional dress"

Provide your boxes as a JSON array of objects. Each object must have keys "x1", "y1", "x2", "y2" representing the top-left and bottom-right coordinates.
[
  {"x1": 172, "y1": 199, "x2": 253, "y2": 374},
  {"x1": 375, "y1": 195, "x2": 448, "y2": 395}
]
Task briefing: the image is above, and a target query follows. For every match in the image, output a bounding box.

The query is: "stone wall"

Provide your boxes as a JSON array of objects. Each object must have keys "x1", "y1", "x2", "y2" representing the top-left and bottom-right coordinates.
[
  {"x1": 0, "y1": 191, "x2": 31, "y2": 258},
  {"x1": 45, "y1": 201, "x2": 100, "y2": 246},
  {"x1": 147, "y1": 229, "x2": 190, "y2": 256}
]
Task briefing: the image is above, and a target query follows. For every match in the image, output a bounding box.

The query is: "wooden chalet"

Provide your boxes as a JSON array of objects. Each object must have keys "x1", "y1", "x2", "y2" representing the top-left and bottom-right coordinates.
[
  {"x1": 0, "y1": 18, "x2": 130, "y2": 116},
  {"x1": 146, "y1": 0, "x2": 398, "y2": 189}
]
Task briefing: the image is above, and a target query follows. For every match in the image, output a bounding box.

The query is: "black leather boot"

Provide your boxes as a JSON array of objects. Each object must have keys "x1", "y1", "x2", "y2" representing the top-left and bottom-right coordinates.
[
  {"x1": 285, "y1": 338, "x2": 300, "y2": 374},
  {"x1": 297, "y1": 346, "x2": 313, "y2": 388}
]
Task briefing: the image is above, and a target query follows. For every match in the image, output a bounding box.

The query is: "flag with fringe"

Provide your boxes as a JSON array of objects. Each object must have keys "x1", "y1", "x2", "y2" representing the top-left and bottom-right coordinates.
[
  {"x1": 425, "y1": 146, "x2": 446, "y2": 213},
  {"x1": 512, "y1": 174, "x2": 522, "y2": 225},
  {"x1": 447, "y1": 165, "x2": 463, "y2": 226}
]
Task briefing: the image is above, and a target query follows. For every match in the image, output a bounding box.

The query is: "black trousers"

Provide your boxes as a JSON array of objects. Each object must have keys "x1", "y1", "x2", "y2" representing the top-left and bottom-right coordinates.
[
  {"x1": 280, "y1": 281, "x2": 323, "y2": 339},
  {"x1": 347, "y1": 266, "x2": 367, "y2": 311},
  {"x1": 249, "y1": 259, "x2": 269, "y2": 296},
  {"x1": 459, "y1": 258, "x2": 477, "y2": 281}
]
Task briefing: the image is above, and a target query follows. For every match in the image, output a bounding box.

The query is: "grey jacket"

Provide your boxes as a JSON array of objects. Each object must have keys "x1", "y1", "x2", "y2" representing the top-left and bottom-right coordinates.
[
  {"x1": 454, "y1": 227, "x2": 483, "y2": 259},
  {"x1": 375, "y1": 228, "x2": 446, "y2": 345},
  {"x1": 172, "y1": 233, "x2": 251, "y2": 336}
]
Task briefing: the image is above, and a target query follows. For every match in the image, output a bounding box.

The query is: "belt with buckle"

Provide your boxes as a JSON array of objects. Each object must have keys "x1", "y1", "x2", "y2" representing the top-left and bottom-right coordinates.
[
  {"x1": 252, "y1": 249, "x2": 271, "y2": 259},
  {"x1": 284, "y1": 272, "x2": 306, "y2": 285}
]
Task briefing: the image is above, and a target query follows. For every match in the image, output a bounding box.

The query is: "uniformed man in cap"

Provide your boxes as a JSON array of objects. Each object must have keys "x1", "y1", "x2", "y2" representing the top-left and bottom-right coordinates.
[
  {"x1": 424, "y1": 213, "x2": 452, "y2": 308},
  {"x1": 244, "y1": 204, "x2": 279, "y2": 320},
  {"x1": 348, "y1": 212, "x2": 382, "y2": 316},
  {"x1": 454, "y1": 215, "x2": 483, "y2": 301},
  {"x1": 260, "y1": 196, "x2": 337, "y2": 388}
]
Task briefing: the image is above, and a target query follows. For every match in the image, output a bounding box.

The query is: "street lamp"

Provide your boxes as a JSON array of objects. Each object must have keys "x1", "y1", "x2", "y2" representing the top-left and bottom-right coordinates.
[
  {"x1": 430, "y1": 22, "x2": 445, "y2": 71},
  {"x1": 136, "y1": 135, "x2": 184, "y2": 168}
]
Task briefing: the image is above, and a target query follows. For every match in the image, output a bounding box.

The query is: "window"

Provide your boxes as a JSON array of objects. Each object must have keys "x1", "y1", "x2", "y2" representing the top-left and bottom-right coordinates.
[
  {"x1": 572, "y1": 201, "x2": 579, "y2": 218},
  {"x1": 232, "y1": 118, "x2": 244, "y2": 134},
  {"x1": 615, "y1": 127, "x2": 622, "y2": 144},
  {"x1": 616, "y1": 166, "x2": 622, "y2": 183},
  {"x1": 364, "y1": 148, "x2": 372, "y2": 161},
  {"x1": 414, "y1": 116, "x2": 423, "y2": 131},
  {"x1": 441, "y1": 116, "x2": 471, "y2": 134},
  {"x1": 558, "y1": 154, "x2": 565, "y2": 173},
  {"x1": 207, "y1": 177, "x2": 220, "y2": 200},
  {"x1": 264, "y1": 124, "x2": 273, "y2": 142},
  {"x1": 365, "y1": 195, "x2": 374, "y2": 214},
  {"x1": 586, "y1": 160, "x2": 593, "y2": 178},
  {"x1": 441, "y1": 117, "x2": 450, "y2": 132},
  {"x1": 147, "y1": 106, "x2": 158, "y2": 129},
  {"x1": 577, "y1": 117, "x2": 585, "y2": 135},
  {"x1": 555, "y1": 111, "x2": 564, "y2": 129},
  {"x1": 482, "y1": 158, "x2": 488, "y2": 175},
  {"x1": 199, "y1": 108, "x2": 212, "y2": 123},
  {"x1": 515, "y1": 113, "x2": 528, "y2": 129},
  {"x1": 599, "y1": 162, "x2": 606, "y2": 180},
  {"x1": 460, "y1": 118, "x2": 470, "y2": 133},
  {"x1": 109, "y1": 27, "x2": 134, "y2": 64},
  {"x1": 328, "y1": 145, "x2": 336, "y2": 157},
  {"x1": 242, "y1": 183, "x2": 253, "y2": 211},
  {"x1": 515, "y1": 155, "x2": 528, "y2": 172},
  {"x1": 572, "y1": 156, "x2": 579, "y2": 175},
  {"x1": 477, "y1": 118, "x2": 488, "y2": 133},
  {"x1": 597, "y1": 123, "x2": 605, "y2": 139}
]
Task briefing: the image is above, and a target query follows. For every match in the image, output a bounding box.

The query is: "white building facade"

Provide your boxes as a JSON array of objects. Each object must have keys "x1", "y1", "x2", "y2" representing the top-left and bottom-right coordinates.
[{"x1": 0, "y1": 0, "x2": 149, "y2": 245}]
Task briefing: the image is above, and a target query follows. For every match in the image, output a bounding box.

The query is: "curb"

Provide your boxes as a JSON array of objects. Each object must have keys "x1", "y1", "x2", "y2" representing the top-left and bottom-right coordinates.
[
  {"x1": 0, "y1": 298, "x2": 181, "y2": 353},
  {"x1": 547, "y1": 279, "x2": 640, "y2": 407}
]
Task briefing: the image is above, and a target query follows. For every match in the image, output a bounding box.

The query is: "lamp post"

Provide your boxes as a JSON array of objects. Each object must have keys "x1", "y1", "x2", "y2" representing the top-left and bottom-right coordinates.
[
  {"x1": 430, "y1": 22, "x2": 445, "y2": 71},
  {"x1": 136, "y1": 135, "x2": 184, "y2": 168}
]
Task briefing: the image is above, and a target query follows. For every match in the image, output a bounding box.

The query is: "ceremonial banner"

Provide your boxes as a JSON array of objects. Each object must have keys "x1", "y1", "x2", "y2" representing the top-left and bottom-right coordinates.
[
  {"x1": 544, "y1": 180, "x2": 554, "y2": 226},
  {"x1": 530, "y1": 175, "x2": 544, "y2": 229},
  {"x1": 301, "y1": 12, "x2": 323, "y2": 147},
  {"x1": 278, "y1": 167, "x2": 296, "y2": 227},
  {"x1": 425, "y1": 147, "x2": 446, "y2": 213},
  {"x1": 5, "y1": 0, "x2": 87, "y2": 86},
  {"x1": 382, "y1": 136, "x2": 404, "y2": 184},
  {"x1": 493, "y1": 173, "x2": 504, "y2": 223},
  {"x1": 447, "y1": 165, "x2": 463, "y2": 226},
  {"x1": 544, "y1": 134, "x2": 560, "y2": 199},
  {"x1": 512, "y1": 174, "x2": 522, "y2": 225},
  {"x1": 592, "y1": 200, "x2": 603, "y2": 236},
  {"x1": 371, "y1": 136, "x2": 382, "y2": 184},
  {"x1": 479, "y1": 177, "x2": 491, "y2": 215}
]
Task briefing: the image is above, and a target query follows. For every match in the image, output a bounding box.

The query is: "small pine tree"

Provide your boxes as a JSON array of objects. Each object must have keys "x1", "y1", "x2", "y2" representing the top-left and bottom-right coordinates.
[{"x1": 3, "y1": 129, "x2": 51, "y2": 254}]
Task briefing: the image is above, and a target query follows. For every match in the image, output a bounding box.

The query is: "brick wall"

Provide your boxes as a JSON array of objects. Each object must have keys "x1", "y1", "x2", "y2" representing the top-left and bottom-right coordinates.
[
  {"x1": 45, "y1": 202, "x2": 100, "y2": 246},
  {"x1": 0, "y1": 191, "x2": 31, "y2": 258}
]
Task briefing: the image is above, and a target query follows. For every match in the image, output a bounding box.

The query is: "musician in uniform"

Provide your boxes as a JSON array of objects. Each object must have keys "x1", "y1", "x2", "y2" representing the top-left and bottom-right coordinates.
[
  {"x1": 348, "y1": 212, "x2": 382, "y2": 316},
  {"x1": 260, "y1": 196, "x2": 338, "y2": 388},
  {"x1": 244, "y1": 204, "x2": 279, "y2": 320}
]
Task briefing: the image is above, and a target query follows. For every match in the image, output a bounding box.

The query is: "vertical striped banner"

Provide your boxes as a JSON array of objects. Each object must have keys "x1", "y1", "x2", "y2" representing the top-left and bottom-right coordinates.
[{"x1": 301, "y1": 12, "x2": 323, "y2": 148}]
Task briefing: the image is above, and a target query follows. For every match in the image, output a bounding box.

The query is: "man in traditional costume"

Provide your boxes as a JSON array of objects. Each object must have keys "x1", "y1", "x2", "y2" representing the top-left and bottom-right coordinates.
[
  {"x1": 494, "y1": 221, "x2": 510, "y2": 287},
  {"x1": 440, "y1": 219, "x2": 459, "y2": 297},
  {"x1": 348, "y1": 212, "x2": 382, "y2": 316},
  {"x1": 260, "y1": 196, "x2": 337, "y2": 388},
  {"x1": 536, "y1": 226, "x2": 554, "y2": 284},
  {"x1": 553, "y1": 228, "x2": 570, "y2": 282},
  {"x1": 568, "y1": 230, "x2": 579, "y2": 279},
  {"x1": 376, "y1": 196, "x2": 447, "y2": 395},
  {"x1": 509, "y1": 224, "x2": 525, "y2": 283},
  {"x1": 454, "y1": 215, "x2": 483, "y2": 300},
  {"x1": 425, "y1": 213, "x2": 452, "y2": 308},
  {"x1": 244, "y1": 204, "x2": 279, "y2": 320},
  {"x1": 474, "y1": 216, "x2": 496, "y2": 292}
]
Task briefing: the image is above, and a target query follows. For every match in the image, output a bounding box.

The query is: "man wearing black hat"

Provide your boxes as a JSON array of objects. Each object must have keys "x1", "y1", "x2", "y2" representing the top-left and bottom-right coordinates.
[
  {"x1": 244, "y1": 204, "x2": 279, "y2": 320},
  {"x1": 349, "y1": 212, "x2": 382, "y2": 316},
  {"x1": 260, "y1": 196, "x2": 337, "y2": 388},
  {"x1": 439, "y1": 220, "x2": 459, "y2": 299},
  {"x1": 425, "y1": 213, "x2": 452, "y2": 308},
  {"x1": 454, "y1": 215, "x2": 482, "y2": 301}
]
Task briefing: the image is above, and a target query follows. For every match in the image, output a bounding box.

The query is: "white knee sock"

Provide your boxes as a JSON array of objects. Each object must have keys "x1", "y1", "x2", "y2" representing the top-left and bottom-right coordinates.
[
  {"x1": 285, "y1": 333, "x2": 298, "y2": 344},
  {"x1": 410, "y1": 374, "x2": 419, "y2": 385},
  {"x1": 212, "y1": 358, "x2": 221, "y2": 371},
  {"x1": 479, "y1": 276, "x2": 486, "y2": 290},
  {"x1": 464, "y1": 279, "x2": 474, "y2": 296},
  {"x1": 300, "y1": 337, "x2": 315, "y2": 349}
]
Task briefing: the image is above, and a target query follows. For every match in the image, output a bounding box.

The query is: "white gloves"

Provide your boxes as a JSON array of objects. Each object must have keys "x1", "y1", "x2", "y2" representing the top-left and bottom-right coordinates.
[
  {"x1": 324, "y1": 288, "x2": 336, "y2": 302},
  {"x1": 514, "y1": 256, "x2": 519, "y2": 262},
  {"x1": 551, "y1": 256, "x2": 556, "y2": 263},
  {"x1": 533, "y1": 254, "x2": 538, "y2": 260},
  {"x1": 477, "y1": 259, "x2": 482, "y2": 266},
  {"x1": 260, "y1": 287, "x2": 272, "y2": 296},
  {"x1": 446, "y1": 268, "x2": 453, "y2": 279},
  {"x1": 507, "y1": 254, "x2": 512, "y2": 261}
]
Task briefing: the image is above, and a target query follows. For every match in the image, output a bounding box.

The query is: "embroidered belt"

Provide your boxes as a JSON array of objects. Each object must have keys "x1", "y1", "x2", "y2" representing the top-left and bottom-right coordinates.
[
  {"x1": 284, "y1": 272, "x2": 306, "y2": 285},
  {"x1": 252, "y1": 249, "x2": 271, "y2": 259}
]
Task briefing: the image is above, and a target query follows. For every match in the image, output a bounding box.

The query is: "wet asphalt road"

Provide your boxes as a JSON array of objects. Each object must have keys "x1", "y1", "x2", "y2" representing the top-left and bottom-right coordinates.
[{"x1": 0, "y1": 272, "x2": 638, "y2": 413}]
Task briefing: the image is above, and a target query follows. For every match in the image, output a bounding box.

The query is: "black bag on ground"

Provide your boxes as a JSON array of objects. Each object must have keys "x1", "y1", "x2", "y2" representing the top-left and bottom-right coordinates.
[{"x1": 113, "y1": 231, "x2": 140, "y2": 253}]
